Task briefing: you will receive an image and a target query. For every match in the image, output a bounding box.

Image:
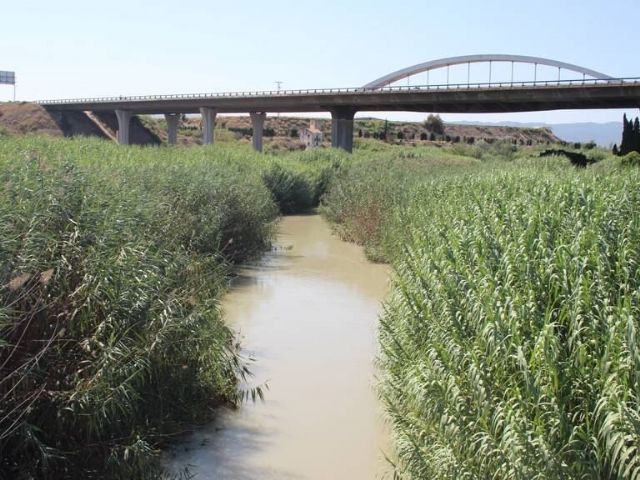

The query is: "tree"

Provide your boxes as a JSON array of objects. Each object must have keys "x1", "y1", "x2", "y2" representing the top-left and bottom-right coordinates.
[
  {"x1": 613, "y1": 144, "x2": 619, "y2": 155},
  {"x1": 619, "y1": 113, "x2": 639, "y2": 155},
  {"x1": 380, "y1": 119, "x2": 389, "y2": 142},
  {"x1": 423, "y1": 114, "x2": 444, "y2": 135}
]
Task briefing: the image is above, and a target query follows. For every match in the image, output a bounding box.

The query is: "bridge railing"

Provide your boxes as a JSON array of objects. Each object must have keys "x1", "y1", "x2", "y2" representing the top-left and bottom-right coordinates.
[{"x1": 35, "y1": 77, "x2": 640, "y2": 105}]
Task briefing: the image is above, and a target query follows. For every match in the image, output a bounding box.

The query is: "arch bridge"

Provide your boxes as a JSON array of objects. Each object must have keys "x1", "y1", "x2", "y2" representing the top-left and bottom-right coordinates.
[
  {"x1": 363, "y1": 54, "x2": 613, "y2": 89},
  {"x1": 38, "y1": 54, "x2": 640, "y2": 152}
]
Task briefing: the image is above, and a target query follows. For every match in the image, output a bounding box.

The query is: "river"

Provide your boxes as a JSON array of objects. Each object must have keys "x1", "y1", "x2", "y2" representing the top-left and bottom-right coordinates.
[{"x1": 166, "y1": 215, "x2": 391, "y2": 479}]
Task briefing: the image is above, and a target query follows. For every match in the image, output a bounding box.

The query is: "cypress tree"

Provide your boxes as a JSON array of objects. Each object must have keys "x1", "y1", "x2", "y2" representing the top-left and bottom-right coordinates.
[
  {"x1": 633, "y1": 117, "x2": 640, "y2": 153},
  {"x1": 621, "y1": 114, "x2": 631, "y2": 155}
]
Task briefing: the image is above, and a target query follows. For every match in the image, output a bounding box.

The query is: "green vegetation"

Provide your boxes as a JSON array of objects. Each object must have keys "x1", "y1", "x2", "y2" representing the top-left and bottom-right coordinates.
[
  {"x1": 321, "y1": 146, "x2": 481, "y2": 260},
  {"x1": 616, "y1": 113, "x2": 640, "y2": 156},
  {"x1": 620, "y1": 151, "x2": 640, "y2": 167},
  {"x1": 3, "y1": 132, "x2": 638, "y2": 479},
  {"x1": 423, "y1": 113, "x2": 445, "y2": 135},
  {"x1": 321, "y1": 145, "x2": 640, "y2": 479},
  {"x1": 0, "y1": 137, "x2": 334, "y2": 479}
]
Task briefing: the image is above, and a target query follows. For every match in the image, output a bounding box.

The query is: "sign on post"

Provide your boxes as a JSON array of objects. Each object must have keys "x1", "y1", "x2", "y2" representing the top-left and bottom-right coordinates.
[
  {"x1": 0, "y1": 71, "x2": 16, "y2": 101},
  {"x1": 0, "y1": 71, "x2": 15, "y2": 85}
]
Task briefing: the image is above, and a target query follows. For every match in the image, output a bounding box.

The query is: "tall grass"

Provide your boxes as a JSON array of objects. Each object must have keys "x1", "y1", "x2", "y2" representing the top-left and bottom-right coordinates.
[
  {"x1": 321, "y1": 147, "x2": 482, "y2": 260},
  {"x1": 0, "y1": 137, "x2": 316, "y2": 478},
  {"x1": 323, "y1": 150, "x2": 639, "y2": 478},
  {"x1": 4, "y1": 134, "x2": 630, "y2": 479},
  {"x1": 260, "y1": 148, "x2": 342, "y2": 214}
]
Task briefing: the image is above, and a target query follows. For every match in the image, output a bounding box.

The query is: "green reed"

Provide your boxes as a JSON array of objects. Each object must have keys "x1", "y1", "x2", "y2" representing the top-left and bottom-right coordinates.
[{"x1": 0, "y1": 136, "x2": 332, "y2": 478}]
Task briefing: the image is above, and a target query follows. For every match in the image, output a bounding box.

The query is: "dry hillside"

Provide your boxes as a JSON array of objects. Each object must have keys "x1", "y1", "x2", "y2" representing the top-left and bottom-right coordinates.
[
  {"x1": 0, "y1": 103, "x2": 160, "y2": 145},
  {"x1": 142, "y1": 115, "x2": 561, "y2": 147},
  {"x1": 1, "y1": 103, "x2": 561, "y2": 148}
]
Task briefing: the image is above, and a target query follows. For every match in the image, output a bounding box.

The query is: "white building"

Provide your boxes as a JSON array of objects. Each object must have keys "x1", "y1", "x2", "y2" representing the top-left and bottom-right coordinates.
[{"x1": 299, "y1": 119, "x2": 323, "y2": 149}]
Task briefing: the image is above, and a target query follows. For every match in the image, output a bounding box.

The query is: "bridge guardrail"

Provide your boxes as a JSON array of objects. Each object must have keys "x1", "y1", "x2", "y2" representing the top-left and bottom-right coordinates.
[{"x1": 35, "y1": 77, "x2": 640, "y2": 105}]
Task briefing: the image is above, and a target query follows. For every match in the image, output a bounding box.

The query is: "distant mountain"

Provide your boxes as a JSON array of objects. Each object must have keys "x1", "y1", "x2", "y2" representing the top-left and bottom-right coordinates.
[
  {"x1": 550, "y1": 122, "x2": 621, "y2": 147},
  {"x1": 453, "y1": 120, "x2": 622, "y2": 147}
]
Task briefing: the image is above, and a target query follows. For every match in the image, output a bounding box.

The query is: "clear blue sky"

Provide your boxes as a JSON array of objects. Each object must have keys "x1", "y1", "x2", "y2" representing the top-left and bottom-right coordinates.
[{"x1": 1, "y1": 0, "x2": 638, "y2": 124}]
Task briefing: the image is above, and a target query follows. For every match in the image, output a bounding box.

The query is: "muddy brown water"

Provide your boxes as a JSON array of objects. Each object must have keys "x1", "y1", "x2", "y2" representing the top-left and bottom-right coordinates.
[{"x1": 166, "y1": 215, "x2": 392, "y2": 479}]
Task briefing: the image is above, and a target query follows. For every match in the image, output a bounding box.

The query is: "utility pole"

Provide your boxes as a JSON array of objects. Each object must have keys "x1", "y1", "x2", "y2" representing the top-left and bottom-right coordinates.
[{"x1": 275, "y1": 81, "x2": 283, "y2": 118}]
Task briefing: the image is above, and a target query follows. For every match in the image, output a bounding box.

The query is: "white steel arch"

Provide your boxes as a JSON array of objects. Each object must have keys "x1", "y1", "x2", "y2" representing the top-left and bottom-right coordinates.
[{"x1": 363, "y1": 54, "x2": 613, "y2": 89}]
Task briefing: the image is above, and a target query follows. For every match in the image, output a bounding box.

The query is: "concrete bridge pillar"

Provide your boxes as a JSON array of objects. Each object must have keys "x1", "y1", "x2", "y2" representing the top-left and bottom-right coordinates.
[
  {"x1": 164, "y1": 113, "x2": 180, "y2": 145},
  {"x1": 115, "y1": 109, "x2": 132, "y2": 145},
  {"x1": 199, "y1": 107, "x2": 217, "y2": 145},
  {"x1": 330, "y1": 107, "x2": 356, "y2": 153},
  {"x1": 250, "y1": 112, "x2": 266, "y2": 152}
]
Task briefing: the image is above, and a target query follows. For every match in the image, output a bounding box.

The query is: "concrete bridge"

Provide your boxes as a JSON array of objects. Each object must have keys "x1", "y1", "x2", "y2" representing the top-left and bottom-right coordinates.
[{"x1": 37, "y1": 55, "x2": 640, "y2": 152}]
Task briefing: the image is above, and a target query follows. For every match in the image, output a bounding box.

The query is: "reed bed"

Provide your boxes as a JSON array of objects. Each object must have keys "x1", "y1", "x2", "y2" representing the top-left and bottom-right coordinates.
[
  {"x1": 323, "y1": 150, "x2": 640, "y2": 479},
  {"x1": 0, "y1": 137, "x2": 332, "y2": 478},
  {"x1": 4, "y1": 134, "x2": 634, "y2": 479}
]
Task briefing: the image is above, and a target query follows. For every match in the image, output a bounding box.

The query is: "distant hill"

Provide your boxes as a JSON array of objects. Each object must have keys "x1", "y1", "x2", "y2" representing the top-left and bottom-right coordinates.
[{"x1": 455, "y1": 120, "x2": 622, "y2": 147}]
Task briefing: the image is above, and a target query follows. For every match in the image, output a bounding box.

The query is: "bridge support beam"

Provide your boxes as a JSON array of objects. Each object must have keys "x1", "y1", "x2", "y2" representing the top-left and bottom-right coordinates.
[
  {"x1": 115, "y1": 109, "x2": 132, "y2": 145},
  {"x1": 330, "y1": 107, "x2": 356, "y2": 153},
  {"x1": 200, "y1": 107, "x2": 217, "y2": 145},
  {"x1": 250, "y1": 112, "x2": 266, "y2": 152},
  {"x1": 164, "y1": 113, "x2": 180, "y2": 145}
]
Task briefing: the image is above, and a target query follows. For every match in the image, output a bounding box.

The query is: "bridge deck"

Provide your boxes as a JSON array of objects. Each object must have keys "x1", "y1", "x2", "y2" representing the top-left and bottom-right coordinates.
[{"x1": 38, "y1": 79, "x2": 640, "y2": 114}]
